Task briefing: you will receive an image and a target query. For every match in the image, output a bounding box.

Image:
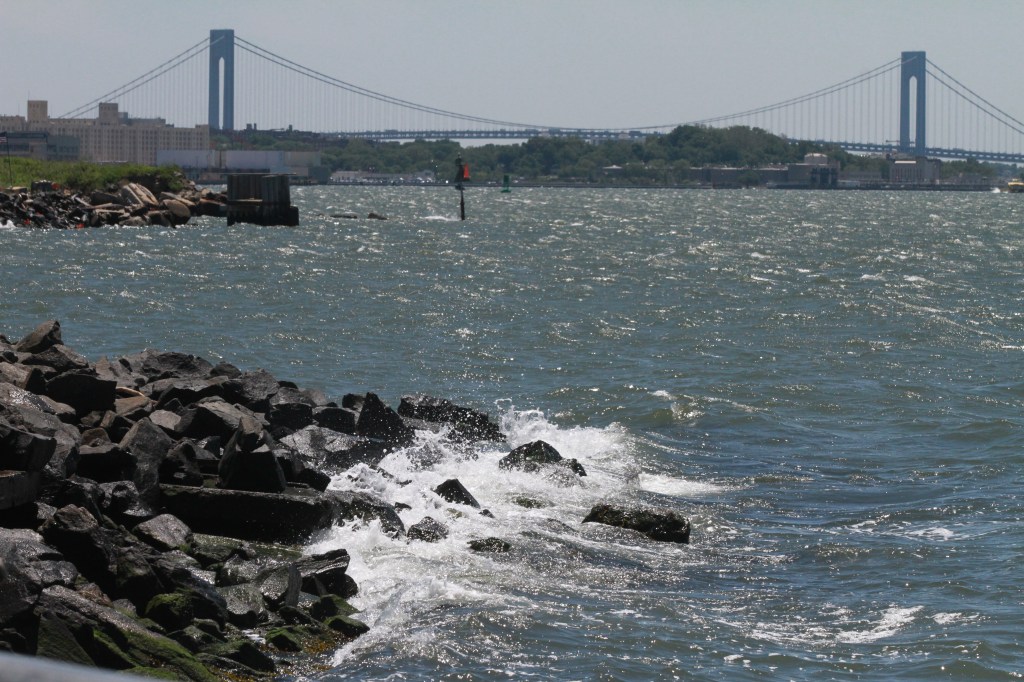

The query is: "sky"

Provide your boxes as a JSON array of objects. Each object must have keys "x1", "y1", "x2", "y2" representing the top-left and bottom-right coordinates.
[{"x1": 2, "y1": 0, "x2": 1022, "y2": 141}]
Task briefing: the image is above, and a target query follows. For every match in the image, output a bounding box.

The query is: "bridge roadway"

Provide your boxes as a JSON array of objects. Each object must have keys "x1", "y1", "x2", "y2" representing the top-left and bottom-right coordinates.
[
  {"x1": 316, "y1": 129, "x2": 1024, "y2": 164},
  {"x1": 337, "y1": 128, "x2": 656, "y2": 142}
]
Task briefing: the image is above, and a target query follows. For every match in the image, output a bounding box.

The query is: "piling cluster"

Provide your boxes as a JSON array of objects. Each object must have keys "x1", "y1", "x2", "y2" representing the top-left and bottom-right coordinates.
[{"x1": 0, "y1": 320, "x2": 690, "y2": 679}]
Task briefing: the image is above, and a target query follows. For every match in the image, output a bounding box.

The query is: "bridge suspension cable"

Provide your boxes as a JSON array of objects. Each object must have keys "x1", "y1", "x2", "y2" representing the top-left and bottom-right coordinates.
[
  {"x1": 233, "y1": 36, "x2": 554, "y2": 132},
  {"x1": 57, "y1": 36, "x2": 216, "y2": 120},
  {"x1": 678, "y1": 57, "x2": 904, "y2": 129}
]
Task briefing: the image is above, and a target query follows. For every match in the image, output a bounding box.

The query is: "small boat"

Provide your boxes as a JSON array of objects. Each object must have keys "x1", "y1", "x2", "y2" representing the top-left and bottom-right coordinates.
[{"x1": 1006, "y1": 180, "x2": 1024, "y2": 193}]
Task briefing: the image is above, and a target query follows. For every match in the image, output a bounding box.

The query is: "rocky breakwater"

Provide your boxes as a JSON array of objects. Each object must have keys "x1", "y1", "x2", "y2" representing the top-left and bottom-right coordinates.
[
  {"x1": 0, "y1": 320, "x2": 691, "y2": 680},
  {"x1": 0, "y1": 181, "x2": 227, "y2": 229}
]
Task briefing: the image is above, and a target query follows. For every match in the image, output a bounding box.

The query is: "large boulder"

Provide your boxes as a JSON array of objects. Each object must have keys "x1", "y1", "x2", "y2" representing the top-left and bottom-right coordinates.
[
  {"x1": 159, "y1": 485, "x2": 336, "y2": 544},
  {"x1": 433, "y1": 478, "x2": 481, "y2": 509},
  {"x1": 498, "y1": 440, "x2": 586, "y2": 477},
  {"x1": 279, "y1": 425, "x2": 385, "y2": 473},
  {"x1": 14, "y1": 320, "x2": 62, "y2": 354},
  {"x1": 179, "y1": 400, "x2": 265, "y2": 452},
  {"x1": 328, "y1": 490, "x2": 405, "y2": 537},
  {"x1": 222, "y1": 369, "x2": 280, "y2": 412},
  {"x1": 0, "y1": 419, "x2": 56, "y2": 473},
  {"x1": 218, "y1": 429, "x2": 287, "y2": 494},
  {"x1": 44, "y1": 371, "x2": 117, "y2": 418},
  {"x1": 122, "y1": 349, "x2": 214, "y2": 382},
  {"x1": 398, "y1": 394, "x2": 502, "y2": 442},
  {"x1": 344, "y1": 393, "x2": 415, "y2": 445},
  {"x1": 582, "y1": 504, "x2": 691, "y2": 544},
  {"x1": 0, "y1": 528, "x2": 79, "y2": 626},
  {"x1": 119, "y1": 418, "x2": 174, "y2": 504},
  {"x1": 294, "y1": 548, "x2": 357, "y2": 598}
]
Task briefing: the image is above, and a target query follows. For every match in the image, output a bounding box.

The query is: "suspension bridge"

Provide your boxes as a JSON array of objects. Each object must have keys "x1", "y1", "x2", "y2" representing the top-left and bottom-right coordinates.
[{"x1": 57, "y1": 29, "x2": 1024, "y2": 164}]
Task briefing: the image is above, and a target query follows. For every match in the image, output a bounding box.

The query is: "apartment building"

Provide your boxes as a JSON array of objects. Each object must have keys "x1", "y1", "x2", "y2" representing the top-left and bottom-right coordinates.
[{"x1": 0, "y1": 100, "x2": 208, "y2": 165}]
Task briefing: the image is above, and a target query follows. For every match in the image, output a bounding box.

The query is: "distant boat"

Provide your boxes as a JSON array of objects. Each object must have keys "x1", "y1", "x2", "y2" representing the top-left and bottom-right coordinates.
[
  {"x1": 1006, "y1": 180, "x2": 1024, "y2": 193},
  {"x1": 501, "y1": 174, "x2": 511, "y2": 193}
]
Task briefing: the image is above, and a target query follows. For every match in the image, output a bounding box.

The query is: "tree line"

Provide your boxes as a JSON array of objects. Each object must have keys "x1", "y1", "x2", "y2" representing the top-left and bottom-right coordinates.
[{"x1": 215, "y1": 125, "x2": 1005, "y2": 185}]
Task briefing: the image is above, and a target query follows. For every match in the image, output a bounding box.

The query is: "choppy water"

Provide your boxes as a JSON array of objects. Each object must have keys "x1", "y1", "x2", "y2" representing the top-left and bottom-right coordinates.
[{"x1": 3, "y1": 187, "x2": 1024, "y2": 680}]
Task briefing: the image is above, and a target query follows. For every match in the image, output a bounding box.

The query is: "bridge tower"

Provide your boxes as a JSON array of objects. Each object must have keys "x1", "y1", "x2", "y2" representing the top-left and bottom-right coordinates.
[
  {"x1": 899, "y1": 51, "x2": 926, "y2": 155},
  {"x1": 209, "y1": 29, "x2": 235, "y2": 131}
]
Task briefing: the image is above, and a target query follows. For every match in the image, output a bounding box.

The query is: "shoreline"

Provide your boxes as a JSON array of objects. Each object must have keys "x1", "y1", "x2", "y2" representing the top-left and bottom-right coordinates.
[{"x1": 0, "y1": 320, "x2": 688, "y2": 679}]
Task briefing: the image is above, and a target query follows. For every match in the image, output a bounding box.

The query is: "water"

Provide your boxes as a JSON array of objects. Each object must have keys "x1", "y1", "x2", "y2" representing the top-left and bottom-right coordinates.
[{"x1": 3, "y1": 187, "x2": 1024, "y2": 680}]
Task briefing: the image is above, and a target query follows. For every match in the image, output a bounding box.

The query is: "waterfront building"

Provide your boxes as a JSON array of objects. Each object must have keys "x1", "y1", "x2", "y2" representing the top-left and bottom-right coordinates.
[{"x1": 0, "y1": 100, "x2": 208, "y2": 165}]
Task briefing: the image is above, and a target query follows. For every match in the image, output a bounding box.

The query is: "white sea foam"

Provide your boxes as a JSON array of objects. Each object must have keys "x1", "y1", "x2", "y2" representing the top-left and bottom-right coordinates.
[
  {"x1": 836, "y1": 605, "x2": 923, "y2": 644},
  {"x1": 639, "y1": 472, "x2": 730, "y2": 497},
  {"x1": 308, "y1": 402, "x2": 657, "y2": 664}
]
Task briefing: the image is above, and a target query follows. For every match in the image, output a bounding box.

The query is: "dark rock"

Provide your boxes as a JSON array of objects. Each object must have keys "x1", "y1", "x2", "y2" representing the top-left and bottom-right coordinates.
[
  {"x1": 147, "y1": 376, "x2": 227, "y2": 409},
  {"x1": 43, "y1": 371, "x2": 116, "y2": 418},
  {"x1": 169, "y1": 622, "x2": 223, "y2": 653},
  {"x1": 0, "y1": 471, "x2": 43, "y2": 510},
  {"x1": 433, "y1": 478, "x2": 481, "y2": 509},
  {"x1": 75, "y1": 442, "x2": 134, "y2": 483},
  {"x1": 312, "y1": 405, "x2": 357, "y2": 433},
  {"x1": 22, "y1": 344, "x2": 90, "y2": 375},
  {"x1": 0, "y1": 419, "x2": 56, "y2": 472},
  {"x1": 149, "y1": 409, "x2": 183, "y2": 435},
  {"x1": 134, "y1": 513, "x2": 193, "y2": 552},
  {"x1": 160, "y1": 440, "x2": 205, "y2": 486},
  {"x1": 468, "y1": 537, "x2": 512, "y2": 553},
  {"x1": 274, "y1": 446, "x2": 331, "y2": 491},
  {"x1": 398, "y1": 394, "x2": 503, "y2": 442},
  {"x1": 345, "y1": 392, "x2": 415, "y2": 444},
  {"x1": 163, "y1": 198, "x2": 192, "y2": 225},
  {"x1": 218, "y1": 582, "x2": 267, "y2": 628},
  {"x1": 582, "y1": 503, "x2": 691, "y2": 544},
  {"x1": 40, "y1": 478, "x2": 105, "y2": 524},
  {"x1": 253, "y1": 563, "x2": 300, "y2": 609},
  {"x1": 15, "y1": 320, "x2": 62, "y2": 354},
  {"x1": 407, "y1": 516, "x2": 449, "y2": 542},
  {"x1": 218, "y1": 429, "x2": 287, "y2": 493},
  {"x1": 267, "y1": 401, "x2": 314, "y2": 431},
  {"x1": 222, "y1": 369, "x2": 280, "y2": 412},
  {"x1": 35, "y1": 585, "x2": 217, "y2": 680},
  {"x1": 309, "y1": 594, "x2": 358, "y2": 621},
  {"x1": 179, "y1": 399, "x2": 265, "y2": 452},
  {"x1": 130, "y1": 349, "x2": 213, "y2": 382},
  {"x1": 325, "y1": 613, "x2": 370, "y2": 638},
  {"x1": 0, "y1": 528, "x2": 79, "y2": 625},
  {"x1": 188, "y1": 534, "x2": 253, "y2": 572},
  {"x1": 119, "y1": 418, "x2": 174, "y2": 505},
  {"x1": 94, "y1": 355, "x2": 142, "y2": 388},
  {"x1": 498, "y1": 440, "x2": 587, "y2": 478},
  {"x1": 159, "y1": 484, "x2": 336, "y2": 544},
  {"x1": 98, "y1": 410, "x2": 134, "y2": 444},
  {"x1": 80, "y1": 427, "x2": 110, "y2": 446},
  {"x1": 112, "y1": 394, "x2": 152, "y2": 421},
  {"x1": 329, "y1": 490, "x2": 406, "y2": 538},
  {"x1": 265, "y1": 626, "x2": 304, "y2": 651},
  {"x1": 40, "y1": 505, "x2": 118, "y2": 595},
  {"x1": 216, "y1": 554, "x2": 262, "y2": 587},
  {"x1": 294, "y1": 548, "x2": 356, "y2": 598},
  {"x1": 98, "y1": 481, "x2": 156, "y2": 526},
  {"x1": 280, "y1": 425, "x2": 385, "y2": 472},
  {"x1": 209, "y1": 361, "x2": 241, "y2": 379},
  {"x1": 202, "y1": 637, "x2": 276, "y2": 674},
  {"x1": 0, "y1": 361, "x2": 46, "y2": 393}
]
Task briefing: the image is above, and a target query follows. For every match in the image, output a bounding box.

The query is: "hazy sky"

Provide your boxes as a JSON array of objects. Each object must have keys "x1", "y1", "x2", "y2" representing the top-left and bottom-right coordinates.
[{"x1": 3, "y1": 0, "x2": 1021, "y2": 136}]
